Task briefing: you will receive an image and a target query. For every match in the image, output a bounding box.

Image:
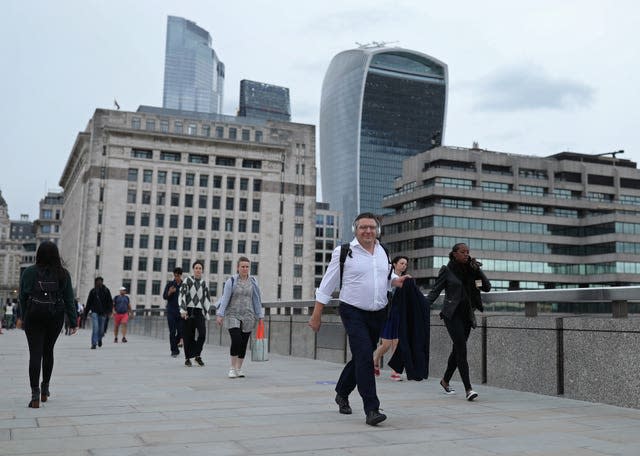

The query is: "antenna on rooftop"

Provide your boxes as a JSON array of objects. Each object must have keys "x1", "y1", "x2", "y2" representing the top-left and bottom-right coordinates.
[{"x1": 356, "y1": 41, "x2": 399, "y2": 49}]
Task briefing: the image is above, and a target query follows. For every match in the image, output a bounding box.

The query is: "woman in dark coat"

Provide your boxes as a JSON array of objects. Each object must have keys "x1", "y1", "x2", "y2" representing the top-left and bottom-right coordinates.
[
  {"x1": 425, "y1": 243, "x2": 490, "y2": 401},
  {"x1": 17, "y1": 241, "x2": 77, "y2": 408}
]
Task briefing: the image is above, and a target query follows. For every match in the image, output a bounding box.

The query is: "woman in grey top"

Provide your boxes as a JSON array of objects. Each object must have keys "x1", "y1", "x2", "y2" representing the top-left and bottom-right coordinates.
[{"x1": 216, "y1": 256, "x2": 264, "y2": 378}]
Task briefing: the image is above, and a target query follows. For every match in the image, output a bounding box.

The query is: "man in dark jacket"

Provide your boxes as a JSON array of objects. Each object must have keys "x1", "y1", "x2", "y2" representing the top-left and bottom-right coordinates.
[
  {"x1": 163, "y1": 267, "x2": 183, "y2": 357},
  {"x1": 84, "y1": 277, "x2": 112, "y2": 349}
]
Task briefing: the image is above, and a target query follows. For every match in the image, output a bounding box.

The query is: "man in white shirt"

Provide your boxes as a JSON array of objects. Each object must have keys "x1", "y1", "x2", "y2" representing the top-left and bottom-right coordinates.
[{"x1": 309, "y1": 213, "x2": 409, "y2": 426}]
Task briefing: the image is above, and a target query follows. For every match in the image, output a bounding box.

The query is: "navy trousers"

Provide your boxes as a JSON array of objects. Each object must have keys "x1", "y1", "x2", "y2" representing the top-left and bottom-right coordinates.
[
  {"x1": 166, "y1": 311, "x2": 182, "y2": 355},
  {"x1": 335, "y1": 302, "x2": 386, "y2": 413}
]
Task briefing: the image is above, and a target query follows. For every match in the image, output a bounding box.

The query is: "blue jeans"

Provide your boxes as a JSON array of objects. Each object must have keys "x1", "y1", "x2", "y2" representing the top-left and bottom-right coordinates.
[
  {"x1": 91, "y1": 313, "x2": 106, "y2": 346},
  {"x1": 335, "y1": 302, "x2": 386, "y2": 413}
]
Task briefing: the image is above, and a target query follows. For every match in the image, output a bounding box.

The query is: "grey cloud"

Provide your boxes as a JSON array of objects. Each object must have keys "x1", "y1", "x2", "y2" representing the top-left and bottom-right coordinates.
[{"x1": 473, "y1": 64, "x2": 595, "y2": 112}]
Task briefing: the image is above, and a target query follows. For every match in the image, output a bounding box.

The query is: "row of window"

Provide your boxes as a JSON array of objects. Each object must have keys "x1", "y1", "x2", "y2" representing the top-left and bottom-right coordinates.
[
  {"x1": 126, "y1": 190, "x2": 261, "y2": 212},
  {"x1": 124, "y1": 234, "x2": 261, "y2": 253},
  {"x1": 123, "y1": 257, "x2": 259, "y2": 276},
  {"x1": 131, "y1": 117, "x2": 264, "y2": 143},
  {"x1": 125, "y1": 213, "x2": 261, "y2": 233},
  {"x1": 127, "y1": 168, "x2": 262, "y2": 191},
  {"x1": 386, "y1": 215, "x2": 640, "y2": 238}
]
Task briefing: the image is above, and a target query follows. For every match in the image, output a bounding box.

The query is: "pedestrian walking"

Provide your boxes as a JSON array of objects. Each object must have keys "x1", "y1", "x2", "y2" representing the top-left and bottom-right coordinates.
[{"x1": 179, "y1": 260, "x2": 211, "y2": 367}]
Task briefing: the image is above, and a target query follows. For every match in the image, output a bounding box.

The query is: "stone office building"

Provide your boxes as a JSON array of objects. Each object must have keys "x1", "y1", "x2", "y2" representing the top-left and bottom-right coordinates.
[
  {"x1": 382, "y1": 146, "x2": 640, "y2": 291},
  {"x1": 59, "y1": 107, "x2": 316, "y2": 308}
]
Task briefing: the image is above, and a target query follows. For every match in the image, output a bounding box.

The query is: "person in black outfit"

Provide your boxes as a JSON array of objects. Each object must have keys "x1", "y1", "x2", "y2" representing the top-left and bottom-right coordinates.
[
  {"x1": 425, "y1": 243, "x2": 491, "y2": 401},
  {"x1": 84, "y1": 277, "x2": 112, "y2": 349},
  {"x1": 163, "y1": 267, "x2": 184, "y2": 357},
  {"x1": 17, "y1": 241, "x2": 77, "y2": 408}
]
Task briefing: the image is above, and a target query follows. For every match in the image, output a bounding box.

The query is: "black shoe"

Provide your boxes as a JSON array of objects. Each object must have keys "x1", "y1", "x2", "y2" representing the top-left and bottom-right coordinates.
[
  {"x1": 40, "y1": 383, "x2": 50, "y2": 403},
  {"x1": 98, "y1": 340, "x2": 102, "y2": 347},
  {"x1": 91, "y1": 345, "x2": 96, "y2": 349},
  {"x1": 122, "y1": 337, "x2": 127, "y2": 343},
  {"x1": 28, "y1": 387, "x2": 40, "y2": 409},
  {"x1": 366, "y1": 409, "x2": 387, "y2": 426},
  {"x1": 171, "y1": 352, "x2": 179, "y2": 358},
  {"x1": 335, "y1": 394, "x2": 352, "y2": 415},
  {"x1": 194, "y1": 356, "x2": 204, "y2": 366},
  {"x1": 185, "y1": 359, "x2": 192, "y2": 367}
]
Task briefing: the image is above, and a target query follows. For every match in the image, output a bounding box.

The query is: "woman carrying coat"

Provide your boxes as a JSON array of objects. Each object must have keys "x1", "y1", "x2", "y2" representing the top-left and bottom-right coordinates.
[
  {"x1": 216, "y1": 256, "x2": 264, "y2": 378},
  {"x1": 17, "y1": 241, "x2": 77, "y2": 408},
  {"x1": 426, "y1": 243, "x2": 491, "y2": 401}
]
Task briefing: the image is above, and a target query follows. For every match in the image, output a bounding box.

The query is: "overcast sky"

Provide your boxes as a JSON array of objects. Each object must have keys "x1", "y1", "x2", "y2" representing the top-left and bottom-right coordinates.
[{"x1": 1, "y1": 0, "x2": 638, "y2": 219}]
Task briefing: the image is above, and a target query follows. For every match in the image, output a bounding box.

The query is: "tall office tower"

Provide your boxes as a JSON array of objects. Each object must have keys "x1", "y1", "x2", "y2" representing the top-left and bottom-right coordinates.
[
  {"x1": 319, "y1": 46, "x2": 447, "y2": 236},
  {"x1": 162, "y1": 16, "x2": 225, "y2": 113},
  {"x1": 238, "y1": 80, "x2": 291, "y2": 122},
  {"x1": 59, "y1": 106, "x2": 316, "y2": 307},
  {"x1": 382, "y1": 146, "x2": 640, "y2": 291}
]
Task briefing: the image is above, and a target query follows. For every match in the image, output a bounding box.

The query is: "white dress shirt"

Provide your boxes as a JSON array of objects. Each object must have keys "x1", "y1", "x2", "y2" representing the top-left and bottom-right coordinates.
[{"x1": 315, "y1": 238, "x2": 397, "y2": 311}]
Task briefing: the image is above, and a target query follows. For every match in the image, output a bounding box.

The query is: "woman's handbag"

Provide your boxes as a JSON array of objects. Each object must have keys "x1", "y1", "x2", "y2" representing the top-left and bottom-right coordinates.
[{"x1": 251, "y1": 320, "x2": 268, "y2": 362}]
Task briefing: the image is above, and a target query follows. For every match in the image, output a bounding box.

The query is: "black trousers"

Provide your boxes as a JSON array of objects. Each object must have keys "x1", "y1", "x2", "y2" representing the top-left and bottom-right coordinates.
[
  {"x1": 167, "y1": 312, "x2": 182, "y2": 355},
  {"x1": 183, "y1": 309, "x2": 206, "y2": 359},
  {"x1": 24, "y1": 313, "x2": 64, "y2": 389},
  {"x1": 443, "y1": 314, "x2": 473, "y2": 390},
  {"x1": 335, "y1": 303, "x2": 386, "y2": 414},
  {"x1": 228, "y1": 327, "x2": 251, "y2": 358}
]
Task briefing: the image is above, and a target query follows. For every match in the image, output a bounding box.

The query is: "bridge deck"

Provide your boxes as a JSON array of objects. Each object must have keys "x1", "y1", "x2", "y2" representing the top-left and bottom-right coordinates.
[{"x1": 1, "y1": 328, "x2": 639, "y2": 455}]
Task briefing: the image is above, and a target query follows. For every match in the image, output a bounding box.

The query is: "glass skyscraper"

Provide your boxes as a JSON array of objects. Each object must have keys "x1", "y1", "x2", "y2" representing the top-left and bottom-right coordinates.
[
  {"x1": 238, "y1": 80, "x2": 291, "y2": 122},
  {"x1": 162, "y1": 16, "x2": 225, "y2": 114},
  {"x1": 319, "y1": 46, "x2": 447, "y2": 236}
]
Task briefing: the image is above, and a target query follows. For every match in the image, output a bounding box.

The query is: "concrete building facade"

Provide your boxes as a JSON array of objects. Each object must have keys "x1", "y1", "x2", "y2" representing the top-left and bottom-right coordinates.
[
  {"x1": 59, "y1": 107, "x2": 316, "y2": 308},
  {"x1": 34, "y1": 191, "x2": 63, "y2": 246},
  {"x1": 382, "y1": 146, "x2": 640, "y2": 291}
]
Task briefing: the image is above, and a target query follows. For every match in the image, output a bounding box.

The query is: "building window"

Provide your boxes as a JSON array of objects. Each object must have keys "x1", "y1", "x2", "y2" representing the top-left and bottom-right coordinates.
[
  {"x1": 224, "y1": 239, "x2": 233, "y2": 253},
  {"x1": 126, "y1": 212, "x2": 135, "y2": 225},
  {"x1": 171, "y1": 193, "x2": 180, "y2": 206},
  {"x1": 198, "y1": 216, "x2": 206, "y2": 230},
  {"x1": 154, "y1": 235, "x2": 163, "y2": 250},
  {"x1": 211, "y1": 217, "x2": 220, "y2": 230},
  {"x1": 253, "y1": 199, "x2": 261, "y2": 212},
  {"x1": 237, "y1": 240, "x2": 246, "y2": 254},
  {"x1": 124, "y1": 234, "x2": 134, "y2": 248},
  {"x1": 199, "y1": 195, "x2": 208, "y2": 209},
  {"x1": 146, "y1": 119, "x2": 155, "y2": 131},
  {"x1": 183, "y1": 238, "x2": 192, "y2": 250},
  {"x1": 187, "y1": 123, "x2": 197, "y2": 135},
  {"x1": 210, "y1": 238, "x2": 219, "y2": 252},
  {"x1": 241, "y1": 129, "x2": 250, "y2": 141},
  {"x1": 153, "y1": 258, "x2": 162, "y2": 272},
  {"x1": 215, "y1": 156, "x2": 235, "y2": 167},
  {"x1": 152, "y1": 280, "x2": 161, "y2": 295},
  {"x1": 181, "y1": 259, "x2": 190, "y2": 271},
  {"x1": 225, "y1": 218, "x2": 234, "y2": 231},
  {"x1": 226, "y1": 197, "x2": 234, "y2": 210},
  {"x1": 252, "y1": 220, "x2": 260, "y2": 233},
  {"x1": 174, "y1": 121, "x2": 183, "y2": 134},
  {"x1": 212, "y1": 196, "x2": 221, "y2": 209},
  {"x1": 156, "y1": 192, "x2": 166, "y2": 206},
  {"x1": 240, "y1": 178, "x2": 249, "y2": 191},
  {"x1": 188, "y1": 154, "x2": 209, "y2": 164},
  {"x1": 255, "y1": 131, "x2": 263, "y2": 142},
  {"x1": 123, "y1": 256, "x2": 133, "y2": 270},
  {"x1": 295, "y1": 203, "x2": 304, "y2": 216},
  {"x1": 167, "y1": 258, "x2": 176, "y2": 271},
  {"x1": 128, "y1": 168, "x2": 138, "y2": 182},
  {"x1": 141, "y1": 191, "x2": 151, "y2": 205},
  {"x1": 132, "y1": 148, "x2": 153, "y2": 159},
  {"x1": 127, "y1": 189, "x2": 137, "y2": 204},
  {"x1": 223, "y1": 261, "x2": 232, "y2": 274},
  {"x1": 140, "y1": 213, "x2": 150, "y2": 226},
  {"x1": 197, "y1": 238, "x2": 206, "y2": 251},
  {"x1": 228, "y1": 127, "x2": 237, "y2": 140},
  {"x1": 168, "y1": 236, "x2": 177, "y2": 249},
  {"x1": 160, "y1": 151, "x2": 181, "y2": 162},
  {"x1": 227, "y1": 177, "x2": 236, "y2": 190},
  {"x1": 294, "y1": 224, "x2": 303, "y2": 237},
  {"x1": 132, "y1": 117, "x2": 141, "y2": 129},
  {"x1": 139, "y1": 235, "x2": 149, "y2": 249},
  {"x1": 253, "y1": 179, "x2": 262, "y2": 192},
  {"x1": 210, "y1": 259, "x2": 219, "y2": 273},
  {"x1": 294, "y1": 264, "x2": 303, "y2": 277},
  {"x1": 185, "y1": 194, "x2": 193, "y2": 208},
  {"x1": 169, "y1": 215, "x2": 178, "y2": 228},
  {"x1": 157, "y1": 171, "x2": 167, "y2": 184},
  {"x1": 294, "y1": 244, "x2": 303, "y2": 257},
  {"x1": 293, "y1": 285, "x2": 302, "y2": 299},
  {"x1": 238, "y1": 219, "x2": 247, "y2": 232},
  {"x1": 213, "y1": 175, "x2": 222, "y2": 188},
  {"x1": 184, "y1": 215, "x2": 193, "y2": 229},
  {"x1": 137, "y1": 280, "x2": 146, "y2": 295},
  {"x1": 251, "y1": 263, "x2": 259, "y2": 276},
  {"x1": 251, "y1": 241, "x2": 259, "y2": 254},
  {"x1": 199, "y1": 175, "x2": 209, "y2": 187},
  {"x1": 160, "y1": 120, "x2": 169, "y2": 132},
  {"x1": 242, "y1": 159, "x2": 262, "y2": 169},
  {"x1": 143, "y1": 169, "x2": 153, "y2": 183},
  {"x1": 215, "y1": 126, "x2": 224, "y2": 138},
  {"x1": 138, "y1": 257, "x2": 148, "y2": 271},
  {"x1": 155, "y1": 213, "x2": 164, "y2": 228},
  {"x1": 171, "y1": 172, "x2": 181, "y2": 185},
  {"x1": 239, "y1": 198, "x2": 247, "y2": 211},
  {"x1": 202, "y1": 125, "x2": 210, "y2": 137},
  {"x1": 186, "y1": 173, "x2": 195, "y2": 186}
]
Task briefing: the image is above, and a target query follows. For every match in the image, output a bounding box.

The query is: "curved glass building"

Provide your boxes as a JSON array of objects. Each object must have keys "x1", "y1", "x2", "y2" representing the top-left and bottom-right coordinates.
[
  {"x1": 163, "y1": 16, "x2": 225, "y2": 114},
  {"x1": 319, "y1": 47, "x2": 447, "y2": 236}
]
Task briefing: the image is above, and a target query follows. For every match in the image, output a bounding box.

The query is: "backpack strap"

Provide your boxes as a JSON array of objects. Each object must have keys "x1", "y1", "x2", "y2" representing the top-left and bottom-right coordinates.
[
  {"x1": 339, "y1": 243, "x2": 352, "y2": 289},
  {"x1": 379, "y1": 242, "x2": 392, "y2": 280}
]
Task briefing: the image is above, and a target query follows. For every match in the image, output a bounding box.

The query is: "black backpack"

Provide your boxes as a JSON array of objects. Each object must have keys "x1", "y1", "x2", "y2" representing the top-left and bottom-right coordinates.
[
  {"x1": 338, "y1": 243, "x2": 392, "y2": 288},
  {"x1": 27, "y1": 268, "x2": 63, "y2": 320}
]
